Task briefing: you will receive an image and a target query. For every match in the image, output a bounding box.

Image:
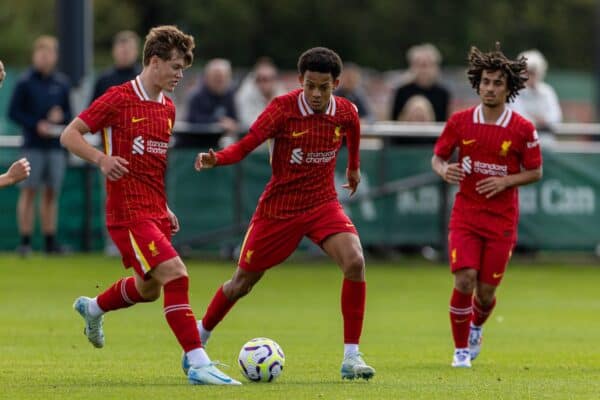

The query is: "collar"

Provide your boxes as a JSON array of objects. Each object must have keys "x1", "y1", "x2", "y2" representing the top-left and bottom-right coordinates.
[
  {"x1": 297, "y1": 91, "x2": 336, "y2": 117},
  {"x1": 130, "y1": 75, "x2": 165, "y2": 104},
  {"x1": 473, "y1": 104, "x2": 512, "y2": 127}
]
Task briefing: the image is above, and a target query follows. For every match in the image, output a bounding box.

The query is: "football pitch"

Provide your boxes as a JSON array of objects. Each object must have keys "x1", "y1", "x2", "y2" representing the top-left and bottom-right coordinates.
[{"x1": 1, "y1": 254, "x2": 599, "y2": 400}]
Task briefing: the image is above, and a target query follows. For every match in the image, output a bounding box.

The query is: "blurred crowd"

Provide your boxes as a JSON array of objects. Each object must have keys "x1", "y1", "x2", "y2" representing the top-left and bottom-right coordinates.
[{"x1": 1, "y1": 32, "x2": 569, "y2": 254}]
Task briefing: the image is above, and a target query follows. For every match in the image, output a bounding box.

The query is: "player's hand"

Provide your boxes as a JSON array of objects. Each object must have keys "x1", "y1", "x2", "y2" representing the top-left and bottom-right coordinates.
[
  {"x1": 476, "y1": 176, "x2": 508, "y2": 198},
  {"x1": 194, "y1": 149, "x2": 218, "y2": 171},
  {"x1": 98, "y1": 155, "x2": 130, "y2": 181},
  {"x1": 6, "y1": 158, "x2": 31, "y2": 184},
  {"x1": 342, "y1": 168, "x2": 361, "y2": 196},
  {"x1": 167, "y1": 207, "x2": 180, "y2": 234},
  {"x1": 442, "y1": 162, "x2": 465, "y2": 184}
]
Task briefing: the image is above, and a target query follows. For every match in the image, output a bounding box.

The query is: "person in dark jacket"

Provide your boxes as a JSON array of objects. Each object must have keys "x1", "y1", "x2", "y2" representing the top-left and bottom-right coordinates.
[
  {"x1": 8, "y1": 35, "x2": 72, "y2": 255},
  {"x1": 187, "y1": 58, "x2": 239, "y2": 135},
  {"x1": 334, "y1": 62, "x2": 375, "y2": 123},
  {"x1": 390, "y1": 43, "x2": 450, "y2": 122},
  {"x1": 90, "y1": 30, "x2": 141, "y2": 102}
]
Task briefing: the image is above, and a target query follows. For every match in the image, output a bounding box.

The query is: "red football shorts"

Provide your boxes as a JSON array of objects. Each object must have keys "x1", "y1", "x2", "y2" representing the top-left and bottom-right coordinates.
[
  {"x1": 108, "y1": 218, "x2": 179, "y2": 279},
  {"x1": 238, "y1": 201, "x2": 358, "y2": 272},
  {"x1": 448, "y1": 227, "x2": 515, "y2": 286}
]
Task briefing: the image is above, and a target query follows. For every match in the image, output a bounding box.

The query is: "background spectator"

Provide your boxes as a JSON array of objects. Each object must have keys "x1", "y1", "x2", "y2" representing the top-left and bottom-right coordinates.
[
  {"x1": 90, "y1": 30, "x2": 141, "y2": 102},
  {"x1": 0, "y1": 59, "x2": 5, "y2": 88},
  {"x1": 511, "y1": 49, "x2": 562, "y2": 131},
  {"x1": 390, "y1": 43, "x2": 450, "y2": 122},
  {"x1": 187, "y1": 58, "x2": 238, "y2": 135},
  {"x1": 397, "y1": 95, "x2": 435, "y2": 122},
  {"x1": 8, "y1": 35, "x2": 72, "y2": 255},
  {"x1": 235, "y1": 57, "x2": 285, "y2": 129},
  {"x1": 334, "y1": 62, "x2": 374, "y2": 123}
]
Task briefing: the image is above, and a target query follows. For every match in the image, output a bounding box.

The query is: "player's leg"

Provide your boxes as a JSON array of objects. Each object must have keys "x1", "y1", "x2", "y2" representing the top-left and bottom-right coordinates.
[
  {"x1": 468, "y1": 240, "x2": 513, "y2": 361},
  {"x1": 149, "y1": 256, "x2": 240, "y2": 385},
  {"x1": 308, "y1": 201, "x2": 373, "y2": 380},
  {"x1": 73, "y1": 224, "x2": 160, "y2": 348},
  {"x1": 198, "y1": 215, "x2": 302, "y2": 345},
  {"x1": 73, "y1": 272, "x2": 159, "y2": 349},
  {"x1": 199, "y1": 267, "x2": 264, "y2": 345},
  {"x1": 448, "y1": 228, "x2": 483, "y2": 367},
  {"x1": 321, "y1": 231, "x2": 374, "y2": 380}
]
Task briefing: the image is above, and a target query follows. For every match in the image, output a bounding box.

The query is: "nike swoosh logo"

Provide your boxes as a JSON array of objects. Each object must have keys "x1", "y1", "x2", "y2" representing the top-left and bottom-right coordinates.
[
  {"x1": 454, "y1": 318, "x2": 470, "y2": 323},
  {"x1": 345, "y1": 223, "x2": 354, "y2": 227},
  {"x1": 492, "y1": 272, "x2": 504, "y2": 279},
  {"x1": 462, "y1": 139, "x2": 476, "y2": 145},
  {"x1": 291, "y1": 130, "x2": 308, "y2": 138},
  {"x1": 206, "y1": 370, "x2": 233, "y2": 383},
  {"x1": 132, "y1": 117, "x2": 146, "y2": 123}
]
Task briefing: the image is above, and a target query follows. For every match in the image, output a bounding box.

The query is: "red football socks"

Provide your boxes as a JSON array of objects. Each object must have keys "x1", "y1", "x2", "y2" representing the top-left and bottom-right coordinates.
[
  {"x1": 449, "y1": 288, "x2": 473, "y2": 348},
  {"x1": 472, "y1": 296, "x2": 496, "y2": 326},
  {"x1": 201, "y1": 285, "x2": 236, "y2": 331},
  {"x1": 341, "y1": 279, "x2": 366, "y2": 344},
  {"x1": 97, "y1": 277, "x2": 147, "y2": 312},
  {"x1": 163, "y1": 276, "x2": 202, "y2": 352}
]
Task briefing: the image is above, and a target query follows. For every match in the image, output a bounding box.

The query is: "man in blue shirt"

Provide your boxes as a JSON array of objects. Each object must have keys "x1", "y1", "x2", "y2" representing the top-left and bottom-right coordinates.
[{"x1": 8, "y1": 35, "x2": 72, "y2": 255}]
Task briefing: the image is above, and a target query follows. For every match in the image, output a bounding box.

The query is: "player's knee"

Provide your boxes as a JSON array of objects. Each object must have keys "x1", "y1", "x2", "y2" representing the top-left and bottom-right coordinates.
[
  {"x1": 454, "y1": 270, "x2": 477, "y2": 293},
  {"x1": 343, "y1": 252, "x2": 365, "y2": 280},
  {"x1": 139, "y1": 286, "x2": 161, "y2": 301},
  {"x1": 476, "y1": 288, "x2": 496, "y2": 306}
]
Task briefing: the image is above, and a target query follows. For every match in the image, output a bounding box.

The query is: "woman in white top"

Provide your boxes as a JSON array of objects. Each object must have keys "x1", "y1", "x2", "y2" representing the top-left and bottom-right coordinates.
[{"x1": 511, "y1": 49, "x2": 562, "y2": 131}]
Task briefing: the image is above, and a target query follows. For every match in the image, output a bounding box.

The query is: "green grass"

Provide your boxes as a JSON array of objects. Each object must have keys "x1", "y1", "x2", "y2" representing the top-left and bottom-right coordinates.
[{"x1": 1, "y1": 254, "x2": 599, "y2": 399}]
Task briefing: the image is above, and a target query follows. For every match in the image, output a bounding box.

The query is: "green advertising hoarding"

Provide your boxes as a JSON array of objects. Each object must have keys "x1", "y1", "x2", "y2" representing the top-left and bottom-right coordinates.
[{"x1": 0, "y1": 146, "x2": 598, "y2": 252}]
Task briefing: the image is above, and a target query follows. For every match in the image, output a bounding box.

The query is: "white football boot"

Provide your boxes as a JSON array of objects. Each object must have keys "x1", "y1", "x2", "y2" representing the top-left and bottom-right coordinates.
[{"x1": 451, "y1": 348, "x2": 472, "y2": 368}]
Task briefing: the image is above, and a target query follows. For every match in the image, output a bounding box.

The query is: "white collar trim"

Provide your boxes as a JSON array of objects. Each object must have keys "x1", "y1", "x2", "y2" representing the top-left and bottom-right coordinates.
[
  {"x1": 298, "y1": 92, "x2": 336, "y2": 117},
  {"x1": 131, "y1": 76, "x2": 165, "y2": 104},
  {"x1": 473, "y1": 104, "x2": 512, "y2": 127}
]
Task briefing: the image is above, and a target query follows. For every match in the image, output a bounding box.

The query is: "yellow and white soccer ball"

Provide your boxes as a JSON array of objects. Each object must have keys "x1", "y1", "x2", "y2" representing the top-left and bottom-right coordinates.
[{"x1": 238, "y1": 337, "x2": 285, "y2": 382}]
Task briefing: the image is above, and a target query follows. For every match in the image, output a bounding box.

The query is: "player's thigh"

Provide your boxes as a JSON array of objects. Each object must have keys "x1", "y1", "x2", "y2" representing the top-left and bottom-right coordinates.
[
  {"x1": 18, "y1": 148, "x2": 44, "y2": 189},
  {"x1": 479, "y1": 239, "x2": 514, "y2": 286},
  {"x1": 238, "y1": 214, "x2": 304, "y2": 272},
  {"x1": 44, "y1": 149, "x2": 67, "y2": 192},
  {"x1": 448, "y1": 228, "x2": 484, "y2": 273},
  {"x1": 306, "y1": 201, "x2": 359, "y2": 248},
  {"x1": 108, "y1": 219, "x2": 179, "y2": 280}
]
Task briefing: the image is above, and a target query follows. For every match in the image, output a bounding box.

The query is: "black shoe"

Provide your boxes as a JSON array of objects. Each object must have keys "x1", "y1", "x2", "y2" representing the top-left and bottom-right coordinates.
[
  {"x1": 17, "y1": 244, "x2": 33, "y2": 258},
  {"x1": 45, "y1": 243, "x2": 69, "y2": 255}
]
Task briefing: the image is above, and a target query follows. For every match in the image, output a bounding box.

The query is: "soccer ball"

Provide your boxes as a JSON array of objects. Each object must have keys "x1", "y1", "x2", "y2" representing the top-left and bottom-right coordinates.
[{"x1": 238, "y1": 337, "x2": 285, "y2": 382}]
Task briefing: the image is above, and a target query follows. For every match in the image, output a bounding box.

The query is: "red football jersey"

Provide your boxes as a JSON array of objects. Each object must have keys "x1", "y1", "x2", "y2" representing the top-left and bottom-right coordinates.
[
  {"x1": 434, "y1": 105, "x2": 542, "y2": 240},
  {"x1": 79, "y1": 76, "x2": 175, "y2": 226},
  {"x1": 216, "y1": 88, "x2": 360, "y2": 219}
]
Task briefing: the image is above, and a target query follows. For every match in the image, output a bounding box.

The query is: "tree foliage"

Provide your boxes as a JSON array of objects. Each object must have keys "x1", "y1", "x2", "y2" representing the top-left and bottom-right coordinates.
[{"x1": 0, "y1": 0, "x2": 594, "y2": 70}]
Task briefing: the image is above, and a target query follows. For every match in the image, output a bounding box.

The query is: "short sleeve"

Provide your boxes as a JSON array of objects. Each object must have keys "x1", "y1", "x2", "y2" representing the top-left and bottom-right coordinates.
[
  {"x1": 79, "y1": 87, "x2": 122, "y2": 133},
  {"x1": 434, "y1": 116, "x2": 459, "y2": 159},
  {"x1": 522, "y1": 127, "x2": 542, "y2": 170}
]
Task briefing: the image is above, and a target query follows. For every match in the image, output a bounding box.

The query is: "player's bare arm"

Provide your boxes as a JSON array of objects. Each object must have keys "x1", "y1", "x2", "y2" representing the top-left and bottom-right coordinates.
[
  {"x1": 476, "y1": 167, "x2": 542, "y2": 198},
  {"x1": 431, "y1": 154, "x2": 465, "y2": 184},
  {"x1": 194, "y1": 148, "x2": 218, "y2": 170},
  {"x1": 60, "y1": 118, "x2": 130, "y2": 181},
  {"x1": 0, "y1": 158, "x2": 31, "y2": 188},
  {"x1": 342, "y1": 168, "x2": 361, "y2": 196}
]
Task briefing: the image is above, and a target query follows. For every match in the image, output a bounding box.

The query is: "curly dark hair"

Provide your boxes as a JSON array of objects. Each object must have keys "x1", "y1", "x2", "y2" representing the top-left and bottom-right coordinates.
[
  {"x1": 297, "y1": 47, "x2": 343, "y2": 79},
  {"x1": 467, "y1": 42, "x2": 528, "y2": 103}
]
